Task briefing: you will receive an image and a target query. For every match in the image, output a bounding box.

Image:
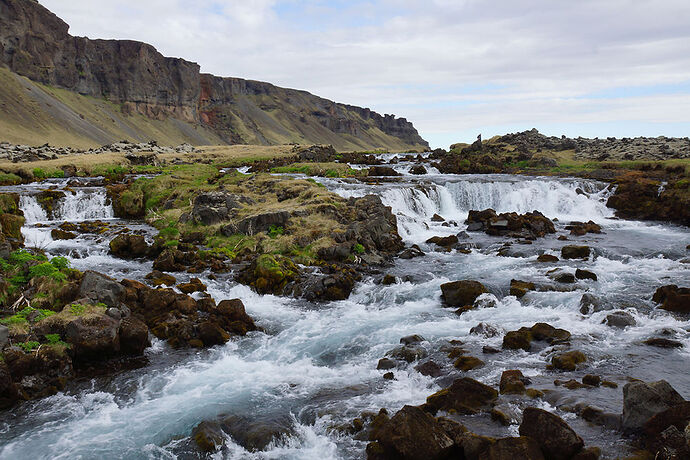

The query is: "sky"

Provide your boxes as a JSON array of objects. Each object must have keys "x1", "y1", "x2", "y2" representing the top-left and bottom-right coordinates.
[{"x1": 41, "y1": 0, "x2": 690, "y2": 148}]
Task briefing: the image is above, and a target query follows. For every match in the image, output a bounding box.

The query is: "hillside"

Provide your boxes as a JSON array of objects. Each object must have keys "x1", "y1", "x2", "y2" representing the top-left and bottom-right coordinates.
[{"x1": 0, "y1": 0, "x2": 428, "y2": 151}]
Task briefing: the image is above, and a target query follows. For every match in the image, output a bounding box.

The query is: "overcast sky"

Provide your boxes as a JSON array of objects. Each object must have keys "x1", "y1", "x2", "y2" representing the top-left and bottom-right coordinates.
[{"x1": 42, "y1": 0, "x2": 690, "y2": 148}]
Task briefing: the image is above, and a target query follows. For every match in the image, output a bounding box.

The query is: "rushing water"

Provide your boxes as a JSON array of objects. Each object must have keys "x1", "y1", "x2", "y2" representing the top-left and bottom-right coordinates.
[{"x1": 0, "y1": 171, "x2": 688, "y2": 459}]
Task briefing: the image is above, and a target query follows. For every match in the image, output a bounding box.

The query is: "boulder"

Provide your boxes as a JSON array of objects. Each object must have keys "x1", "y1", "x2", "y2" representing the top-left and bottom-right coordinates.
[
  {"x1": 192, "y1": 420, "x2": 225, "y2": 452},
  {"x1": 503, "y1": 329, "x2": 533, "y2": 351},
  {"x1": 118, "y1": 317, "x2": 150, "y2": 355},
  {"x1": 652, "y1": 285, "x2": 690, "y2": 313},
  {"x1": 566, "y1": 221, "x2": 602, "y2": 236},
  {"x1": 551, "y1": 351, "x2": 587, "y2": 371},
  {"x1": 440, "y1": 280, "x2": 488, "y2": 308},
  {"x1": 604, "y1": 311, "x2": 636, "y2": 329},
  {"x1": 65, "y1": 314, "x2": 120, "y2": 361},
  {"x1": 500, "y1": 370, "x2": 528, "y2": 395},
  {"x1": 409, "y1": 165, "x2": 428, "y2": 175},
  {"x1": 369, "y1": 405, "x2": 455, "y2": 460},
  {"x1": 622, "y1": 380, "x2": 686, "y2": 432},
  {"x1": 454, "y1": 356, "x2": 484, "y2": 371},
  {"x1": 0, "y1": 361, "x2": 19, "y2": 409},
  {"x1": 426, "y1": 377, "x2": 498, "y2": 415},
  {"x1": 518, "y1": 407, "x2": 584, "y2": 460},
  {"x1": 368, "y1": 166, "x2": 402, "y2": 177},
  {"x1": 218, "y1": 414, "x2": 294, "y2": 452},
  {"x1": 561, "y1": 246, "x2": 590, "y2": 260},
  {"x1": 215, "y1": 299, "x2": 257, "y2": 335},
  {"x1": 0, "y1": 325, "x2": 8, "y2": 350},
  {"x1": 414, "y1": 360, "x2": 443, "y2": 377},
  {"x1": 79, "y1": 271, "x2": 125, "y2": 307},
  {"x1": 485, "y1": 436, "x2": 545, "y2": 460},
  {"x1": 109, "y1": 233, "x2": 150, "y2": 258},
  {"x1": 537, "y1": 254, "x2": 559, "y2": 263},
  {"x1": 426, "y1": 235, "x2": 458, "y2": 248},
  {"x1": 187, "y1": 191, "x2": 251, "y2": 225},
  {"x1": 224, "y1": 211, "x2": 290, "y2": 236},
  {"x1": 51, "y1": 228, "x2": 77, "y2": 240},
  {"x1": 575, "y1": 269, "x2": 597, "y2": 281},
  {"x1": 510, "y1": 279, "x2": 535, "y2": 298},
  {"x1": 198, "y1": 321, "x2": 230, "y2": 346}
]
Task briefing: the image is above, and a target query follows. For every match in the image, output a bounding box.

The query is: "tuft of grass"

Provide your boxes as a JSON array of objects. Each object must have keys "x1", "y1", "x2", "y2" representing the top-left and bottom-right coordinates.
[{"x1": 18, "y1": 341, "x2": 41, "y2": 352}]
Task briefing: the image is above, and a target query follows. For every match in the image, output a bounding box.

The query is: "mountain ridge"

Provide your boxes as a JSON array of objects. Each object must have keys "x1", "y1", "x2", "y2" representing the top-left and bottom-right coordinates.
[{"x1": 0, "y1": 0, "x2": 428, "y2": 150}]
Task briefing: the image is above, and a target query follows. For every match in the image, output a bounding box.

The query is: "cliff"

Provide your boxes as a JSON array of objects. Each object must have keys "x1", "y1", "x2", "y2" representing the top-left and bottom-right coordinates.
[{"x1": 0, "y1": 0, "x2": 428, "y2": 150}]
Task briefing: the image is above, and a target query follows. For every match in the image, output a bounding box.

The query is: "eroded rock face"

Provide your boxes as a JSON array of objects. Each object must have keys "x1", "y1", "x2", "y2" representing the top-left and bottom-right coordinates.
[
  {"x1": 518, "y1": 407, "x2": 584, "y2": 460},
  {"x1": 65, "y1": 315, "x2": 121, "y2": 361},
  {"x1": 183, "y1": 192, "x2": 252, "y2": 226},
  {"x1": 79, "y1": 271, "x2": 125, "y2": 308}
]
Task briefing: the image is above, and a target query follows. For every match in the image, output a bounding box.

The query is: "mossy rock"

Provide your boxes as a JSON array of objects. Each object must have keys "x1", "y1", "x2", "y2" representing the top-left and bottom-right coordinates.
[
  {"x1": 0, "y1": 214, "x2": 25, "y2": 241},
  {"x1": 0, "y1": 193, "x2": 20, "y2": 214},
  {"x1": 36, "y1": 190, "x2": 66, "y2": 219},
  {"x1": 238, "y1": 254, "x2": 299, "y2": 295},
  {"x1": 552, "y1": 350, "x2": 587, "y2": 371},
  {"x1": 502, "y1": 328, "x2": 532, "y2": 351},
  {"x1": 454, "y1": 356, "x2": 484, "y2": 371}
]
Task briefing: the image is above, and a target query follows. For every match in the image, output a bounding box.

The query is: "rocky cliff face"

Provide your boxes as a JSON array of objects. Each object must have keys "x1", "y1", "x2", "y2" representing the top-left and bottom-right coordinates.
[{"x1": 0, "y1": 0, "x2": 428, "y2": 150}]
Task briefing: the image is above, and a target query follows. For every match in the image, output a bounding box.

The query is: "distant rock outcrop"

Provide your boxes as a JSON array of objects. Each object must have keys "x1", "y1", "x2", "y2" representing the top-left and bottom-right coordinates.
[{"x1": 0, "y1": 0, "x2": 428, "y2": 150}]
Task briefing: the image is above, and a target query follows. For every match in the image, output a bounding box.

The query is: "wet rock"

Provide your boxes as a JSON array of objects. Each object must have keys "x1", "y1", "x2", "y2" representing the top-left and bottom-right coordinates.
[
  {"x1": 483, "y1": 346, "x2": 501, "y2": 354},
  {"x1": 214, "y1": 299, "x2": 258, "y2": 335},
  {"x1": 653, "y1": 285, "x2": 690, "y2": 313},
  {"x1": 386, "y1": 345, "x2": 427, "y2": 363},
  {"x1": 575, "y1": 269, "x2": 597, "y2": 281},
  {"x1": 500, "y1": 370, "x2": 529, "y2": 394},
  {"x1": 383, "y1": 372, "x2": 394, "y2": 380},
  {"x1": 454, "y1": 356, "x2": 484, "y2": 371},
  {"x1": 643, "y1": 337, "x2": 683, "y2": 348},
  {"x1": 531, "y1": 323, "x2": 571, "y2": 342},
  {"x1": 537, "y1": 254, "x2": 559, "y2": 263},
  {"x1": 400, "y1": 334, "x2": 426, "y2": 346},
  {"x1": 79, "y1": 271, "x2": 125, "y2": 308},
  {"x1": 399, "y1": 246, "x2": 425, "y2": 259},
  {"x1": 465, "y1": 209, "x2": 556, "y2": 239},
  {"x1": 643, "y1": 402, "x2": 690, "y2": 455},
  {"x1": 109, "y1": 233, "x2": 150, "y2": 258},
  {"x1": 381, "y1": 274, "x2": 396, "y2": 285},
  {"x1": 65, "y1": 315, "x2": 120, "y2": 361},
  {"x1": 425, "y1": 377, "x2": 498, "y2": 415},
  {"x1": 510, "y1": 279, "x2": 536, "y2": 298},
  {"x1": 486, "y1": 436, "x2": 545, "y2": 459},
  {"x1": 198, "y1": 321, "x2": 230, "y2": 346},
  {"x1": 503, "y1": 329, "x2": 533, "y2": 351},
  {"x1": 440, "y1": 280, "x2": 488, "y2": 308},
  {"x1": 470, "y1": 322, "x2": 502, "y2": 337},
  {"x1": 431, "y1": 213, "x2": 445, "y2": 222},
  {"x1": 561, "y1": 245, "x2": 590, "y2": 259},
  {"x1": 145, "y1": 270, "x2": 176, "y2": 287},
  {"x1": 414, "y1": 360, "x2": 443, "y2": 377},
  {"x1": 377, "y1": 358, "x2": 396, "y2": 370},
  {"x1": 192, "y1": 420, "x2": 225, "y2": 452},
  {"x1": 604, "y1": 311, "x2": 636, "y2": 329},
  {"x1": 236, "y1": 254, "x2": 299, "y2": 295},
  {"x1": 118, "y1": 317, "x2": 150, "y2": 355},
  {"x1": 566, "y1": 221, "x2": 602, "y2": 236},
  {"x1": 152, "y1": 249, "x2": 198, "y2": 272},
  {"x1": 0, "y1": 361, "x2": 19, "y2": 409},
  {"x1": 177, "y1": 278, "x2": 207, "y2": 294},
  {"x1": 50, "y1": 228, "x2": 77, "y2": 240},
  {"x1": 409, "y1": 165, "x2": 427, "y2": 175},
  {"x1": 579, "y1": 293, "x2": 602, "y2": 314},
  {"x1": 622, "y1": 380, "x2": 686, "y2": 432},
  {"x1": 368, "y1": 166, "x2": 402, "y2": 177},
  {"x1": 551, "y1": 351, "x2": 587, "y2": 371},
  {"x1": 426, "y1": 235, "x2": 458, "y2": 248},
  {"x1": 368, "y1": 405, "x2": 454, "y2": 460},
  {"x1": 219, "y1": 414, "x2": 294, "y2": 452},
  {"x1": 519, "y1": 407, "x2": 584, "y2": 460},
  {"x1": 552, "y1": 272, "x2": 576, "y2": 283},
  {"x1": 582, "y1": 375, "x2": 601, "y2": 386}
]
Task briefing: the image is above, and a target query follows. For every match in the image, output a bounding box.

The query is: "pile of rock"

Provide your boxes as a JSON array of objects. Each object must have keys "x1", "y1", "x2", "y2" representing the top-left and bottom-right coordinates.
[{"x1": 0, "y1": 140, "x2": 196, "y2": 163}]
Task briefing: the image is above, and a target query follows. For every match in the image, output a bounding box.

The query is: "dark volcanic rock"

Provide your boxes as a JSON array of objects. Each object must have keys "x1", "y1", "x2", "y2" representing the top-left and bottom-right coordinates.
[
  {"x1": 561, "y1": 245, "x2": 591, "y2": 259},
  {"x1": 652, "y1": 285, "x2": 690, "y2": 313},
  {"x1": 368, "y1": 405, "x2": 455, "y2": 460},
  {"x1": 79, "y1": 271, "x2": 125, "y2": 307},
  {"x1": 425, "y1": 377, "x2": 498, "y2": 415},
  {"x1": 109, "y1": 233, "x2": 150, "y2": 258},
  {"x1": 465, "y1": 209, "x2": 555, "y2": 239},
  {"x1": 622, "y1": 380, "x2": 686, "y2": 432},
  {"x1": 518, "y1": 407, "x2": 584, "y2": 460},
  {"x1": 440, "y1": 280, "x2": 488, "y2": 308}
]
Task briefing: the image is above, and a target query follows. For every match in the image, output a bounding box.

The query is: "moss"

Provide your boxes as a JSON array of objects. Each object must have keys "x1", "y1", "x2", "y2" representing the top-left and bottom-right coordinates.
[
  {"x1": 0, "y1": 173, "x2": 22, "y2": 186},
  {"x1": 0, "y1": 213, "x2": 25, "y2": 240},
  {"x1": 18, "y1": 341, "x2": 40, "y2": 352}
]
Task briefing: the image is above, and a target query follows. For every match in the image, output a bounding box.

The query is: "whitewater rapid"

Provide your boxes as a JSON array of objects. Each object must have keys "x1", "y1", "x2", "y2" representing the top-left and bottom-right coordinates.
[{"x1": 0, "y1": 173, "x2": 688, "y2": 459}]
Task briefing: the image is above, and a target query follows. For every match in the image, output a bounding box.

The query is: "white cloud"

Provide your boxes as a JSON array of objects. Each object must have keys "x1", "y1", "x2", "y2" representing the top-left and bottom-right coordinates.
[{"x1": 40, "y1": 0, "x2": 690, "y2": 147}]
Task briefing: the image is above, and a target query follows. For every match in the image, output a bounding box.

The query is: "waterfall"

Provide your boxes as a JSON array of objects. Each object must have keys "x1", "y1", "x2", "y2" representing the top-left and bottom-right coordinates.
[{"x1": 19, "y1": 190, "x2": 114, "y2": 224}]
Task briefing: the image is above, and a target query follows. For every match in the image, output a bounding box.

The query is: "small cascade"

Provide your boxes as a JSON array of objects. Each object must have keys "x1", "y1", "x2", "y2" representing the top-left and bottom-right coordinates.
[
  {"x1": 54, "y1": 190, "x2": 114, "y2": 222},
  {"x1": 19, "y1": 190, "x2": 114, "y2": 224},
  {"x1": 18, "y1": 195, "x2": 49, "y2": 223}
]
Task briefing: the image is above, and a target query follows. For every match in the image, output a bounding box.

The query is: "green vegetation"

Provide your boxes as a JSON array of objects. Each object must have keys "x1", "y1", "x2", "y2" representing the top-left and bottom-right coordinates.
[
  {"x1": 0, "y1": 172, "x2": 22, "y2": 185},
  {"x1": 18, "y1": 341, "x2": 40, "y2": 352},
  {"x1": 352, "y1": 243, "x2": 365, "y2": 255},
  {"x1": 69, "y1": 304, "x2": 87, "y2": 315},
  {"x1": 32, "y1": 167, "x2": 65, "y2": 179},
  {"x1": 268, "y1": 225, "x2": 284, "y2": 238}
]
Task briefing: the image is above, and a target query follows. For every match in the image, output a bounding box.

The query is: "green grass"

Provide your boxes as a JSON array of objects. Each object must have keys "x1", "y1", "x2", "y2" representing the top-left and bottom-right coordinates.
[
  {"x1": 352, "y1": 243, "x2": 365, "y2": 255},
  {"x1": 18, "y1": 341, "x2": 40, "y2": 352},
  {"x1": 32, "y1": 168, "x2": 65, "y2": 179},
  {"x1": 0, "y1": 172, "x2": 22, "y2": 185}
]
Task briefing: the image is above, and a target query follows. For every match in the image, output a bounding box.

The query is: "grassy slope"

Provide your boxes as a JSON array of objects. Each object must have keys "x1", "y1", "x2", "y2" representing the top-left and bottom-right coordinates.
[
  {"x1": 0, "y1": 67, "x2": 427, "y2": 151},
  {"x1": 0, "y1": 68, "x2": 227, "y2": 148}
]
